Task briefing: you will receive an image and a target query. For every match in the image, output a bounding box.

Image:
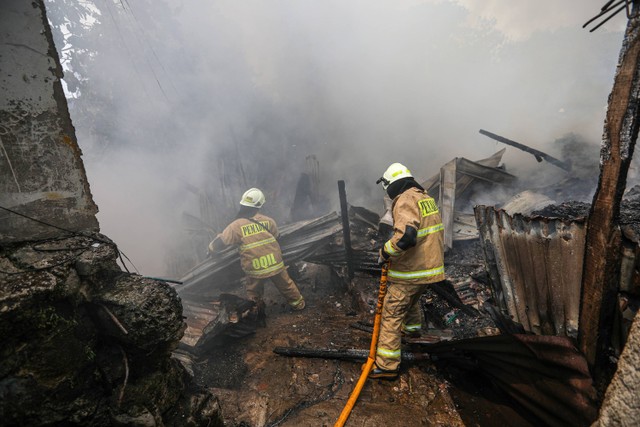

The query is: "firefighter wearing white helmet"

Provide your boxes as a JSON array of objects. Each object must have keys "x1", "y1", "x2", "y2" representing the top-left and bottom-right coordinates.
[
  {"x1": 376, "y1": 163, "x2": 413, "y2": 189},
  {"x1": 239, "y1": 188, "x2": 265, "y2": 208},
  {"x1": 208, "y1": 188, "x2": 305, "y2": 311},
  {"x1": 369, "y1": 163, "x2": 445, "y2": 380}
]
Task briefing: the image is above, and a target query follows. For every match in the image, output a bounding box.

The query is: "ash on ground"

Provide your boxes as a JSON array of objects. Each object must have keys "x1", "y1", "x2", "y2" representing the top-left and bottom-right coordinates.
[{"x1": 423, "y1": 239, "x2": 500, "y2": 340}]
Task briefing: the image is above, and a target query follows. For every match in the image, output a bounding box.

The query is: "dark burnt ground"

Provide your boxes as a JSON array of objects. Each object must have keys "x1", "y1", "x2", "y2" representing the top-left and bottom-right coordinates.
[{"x1": 186, "y1": 238, "x2": 548, "y2": 427}]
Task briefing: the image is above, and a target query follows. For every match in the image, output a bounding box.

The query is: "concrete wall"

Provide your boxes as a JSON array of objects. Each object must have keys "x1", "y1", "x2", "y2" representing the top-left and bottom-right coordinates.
[{"x1": 0, "y1": 0, "x2": 98, "y2": 243}]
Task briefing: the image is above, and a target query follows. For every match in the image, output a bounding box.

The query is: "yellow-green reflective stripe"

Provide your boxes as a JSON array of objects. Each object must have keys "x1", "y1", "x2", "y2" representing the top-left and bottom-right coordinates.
[
  {"x1": 240, "y1": 237, "x2": 276, "y2": 251},
  {"x1": 384, "y1": 240, "x2": 401, "y2": 256},
  {"x1": 388, "y1": 265, "x2": 445, "y2": 280},
  {"x1": 417, "y1": 223, "x2": 444, "y2": 237},
  {"x1": 377, "y1": 347, "x2": 401, "y2": 359},
  {"x1": 391, "y1": 168, "x2": 410, "y2": 178},
  {"x1": 250, "y1": 262, "x2": 284, "y2": 276},
  {"x1": 290, "y1": 296, "x2": 304, "y2": 307},
  {"x1": 403, "y1": 324, "x2": 421, "y2": 332}
]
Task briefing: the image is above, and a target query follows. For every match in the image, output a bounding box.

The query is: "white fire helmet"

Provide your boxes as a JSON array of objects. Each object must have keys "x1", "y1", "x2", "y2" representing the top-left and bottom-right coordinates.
[
  {"x1": 239, "y1": 188, "x2": 266, "y2": 208},
  {"x1": 377, "y1": 163, "x2": 413, "y2": 189}
]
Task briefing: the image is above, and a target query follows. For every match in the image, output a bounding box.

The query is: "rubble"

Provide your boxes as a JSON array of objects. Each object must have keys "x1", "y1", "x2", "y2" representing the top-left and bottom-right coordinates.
[
  {"x1": 179, "y1": 293, "x2": 265, "y2": 355},
  {"x1": 501, "y1": 190, "x2": 556, "y2": 215},
  {"x1": 177, "y1": 193, "x2": 601, "y2": 426},
  {"x1": 0, "y1": 235, "x2": 223, "y2": 426},
  {"x1": 4, "y1": 0, "x2": 640, "y2": 424}
]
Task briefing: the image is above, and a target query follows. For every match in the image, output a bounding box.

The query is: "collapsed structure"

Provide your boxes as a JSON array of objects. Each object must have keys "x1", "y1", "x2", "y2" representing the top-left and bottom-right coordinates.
[
  {"x1": 172, "y1": 126, "x2": 640, "y2": 426},
  {"x1": 3, "y1": 0, "x2": 640, "y2": 426}
]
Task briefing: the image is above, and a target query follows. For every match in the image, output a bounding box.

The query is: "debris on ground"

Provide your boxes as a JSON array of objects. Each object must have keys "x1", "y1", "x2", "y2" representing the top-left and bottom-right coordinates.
[
  {"x1": 174, "y1": 201, "x2": 601, "y2": 426},
  {"x1": 0, "y1": 235, "x2": 223, "y2": 426}
]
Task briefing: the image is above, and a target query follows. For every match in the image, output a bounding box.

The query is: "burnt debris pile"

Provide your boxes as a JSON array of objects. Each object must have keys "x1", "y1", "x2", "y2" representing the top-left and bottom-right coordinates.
[{"x1": 0, "y1": 235, "x2": 223, "y2": 426}]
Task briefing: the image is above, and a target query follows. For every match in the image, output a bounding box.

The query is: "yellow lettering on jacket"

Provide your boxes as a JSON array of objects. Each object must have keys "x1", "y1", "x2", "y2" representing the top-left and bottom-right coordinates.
[
  {"x1": 418, "y1": 198, "x2": 438, "y2": 217},
  {"x1": 251, "y1": 253, "x2": 277, "y2": 270},
  {"x1": 241, "y1": 221, "x2": 270, "y2": 237}
]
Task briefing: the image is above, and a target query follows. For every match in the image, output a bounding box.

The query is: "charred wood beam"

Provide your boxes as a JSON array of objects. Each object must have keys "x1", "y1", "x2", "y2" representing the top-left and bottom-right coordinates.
[
  {"x1": 349, "y1": 322, "x2": 372, "y2": 334},
  {"x1": 479, "y1": 129, "x2": 572, "y2": 172},
  {"x1": 338, "y1": 180, "x2": 354, "y2": 281},
  {"x1": 304, "y1": 249, "x2": 379, "y2": 271},
  {"x1": 430, "y1": 281, "x2": 481, "y2": 317},
  {"x1": 579, "y1": 5, "x2": 640, "y2": 384},
  {"x1": 350, "y1": 322, "x2": 450, "y2": 344},
  {"x1": 273, "y1": 346, "x2": 430, "y2": 362}
]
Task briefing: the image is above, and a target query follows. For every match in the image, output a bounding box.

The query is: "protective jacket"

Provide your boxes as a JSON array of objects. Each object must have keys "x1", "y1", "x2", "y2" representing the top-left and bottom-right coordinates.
[
  {"x1": 216, "y1": 213, "x2": 285, "y2": 278},
  {"x1": 382, "y1": 187, "x2": 445, "y2": 284}
]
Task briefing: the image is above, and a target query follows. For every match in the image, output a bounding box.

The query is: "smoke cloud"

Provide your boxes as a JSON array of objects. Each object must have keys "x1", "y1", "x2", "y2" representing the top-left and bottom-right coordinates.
[{"x1": 46, "y1": 0, "x2": 633, "y2": 276}]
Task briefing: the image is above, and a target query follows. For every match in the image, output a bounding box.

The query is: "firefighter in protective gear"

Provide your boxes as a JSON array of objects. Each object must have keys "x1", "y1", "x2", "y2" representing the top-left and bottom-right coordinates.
[
  {"x1": 208, "y1": 188, "x2": 306, "y2": 311},
  {"x1": 370, "y1": 163, "x2": 445, "y2": 380}
]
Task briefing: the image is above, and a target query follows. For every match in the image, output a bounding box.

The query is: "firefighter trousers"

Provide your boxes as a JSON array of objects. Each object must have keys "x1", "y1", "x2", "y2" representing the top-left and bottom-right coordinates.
[
  {"x1": 245, "y1": 269, "x2": 304, "y2": 308},
  {"x1": 375, "y1": 282, "x2": 428, "y2": 371}
]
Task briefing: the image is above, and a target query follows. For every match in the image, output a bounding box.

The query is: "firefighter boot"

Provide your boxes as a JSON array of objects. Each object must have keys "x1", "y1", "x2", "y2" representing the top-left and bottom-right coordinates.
[{"x1": 365, "y1": 363, "x2": 399, "y2": 380}]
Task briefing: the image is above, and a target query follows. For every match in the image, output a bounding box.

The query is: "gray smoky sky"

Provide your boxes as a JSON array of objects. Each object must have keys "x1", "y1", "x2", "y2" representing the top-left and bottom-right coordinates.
[{"x1": 46, "y1": 0, "x2": 633, "y2": 276}]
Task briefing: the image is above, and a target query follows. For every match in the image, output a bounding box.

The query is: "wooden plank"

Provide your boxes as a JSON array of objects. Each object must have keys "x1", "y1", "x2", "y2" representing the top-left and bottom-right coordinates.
[{"x1": 578, "y1": 11, "x2": 640, "y2": 377}]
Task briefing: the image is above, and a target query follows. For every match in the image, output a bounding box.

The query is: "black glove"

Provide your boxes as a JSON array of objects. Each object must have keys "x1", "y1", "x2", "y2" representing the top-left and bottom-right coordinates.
[{"x1": 377, "y1": 248, "x2": 390, "y2": 266}]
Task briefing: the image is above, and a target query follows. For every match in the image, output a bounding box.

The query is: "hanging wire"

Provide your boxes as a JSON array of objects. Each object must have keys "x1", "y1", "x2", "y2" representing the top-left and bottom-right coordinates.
[
  {"x1": 0, "y1": 204, "x2": 139, "y2": 275},
  {"x1": 118, "y1": 0, "x2": 179, "y2": 99},
  {"x1": 99, "y1": 0, "x2": 152, "y2": 102},
  {"x1": 583, "y1": 0, "x2": 638, "y2": 32}
]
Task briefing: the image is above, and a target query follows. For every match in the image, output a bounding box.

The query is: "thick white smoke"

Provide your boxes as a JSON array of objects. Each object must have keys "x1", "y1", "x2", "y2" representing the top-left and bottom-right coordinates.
[{"x1": 46, "y1": 0, "x2": 631, "y2": 276}]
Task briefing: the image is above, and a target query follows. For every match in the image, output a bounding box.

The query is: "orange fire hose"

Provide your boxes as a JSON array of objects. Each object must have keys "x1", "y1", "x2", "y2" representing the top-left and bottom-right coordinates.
[{"x1": 334, "y1": 262, "x2": 389, "y2": 427}]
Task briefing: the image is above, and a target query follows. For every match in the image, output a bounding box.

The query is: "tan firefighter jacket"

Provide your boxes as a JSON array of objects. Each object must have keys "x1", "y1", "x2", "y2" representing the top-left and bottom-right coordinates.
[
  {"x1": 214, "y1": 213, "x2": 285, "y2": 279},
  {"x1": 383, "y1": 187, "x2": 445, "y2": 285}
]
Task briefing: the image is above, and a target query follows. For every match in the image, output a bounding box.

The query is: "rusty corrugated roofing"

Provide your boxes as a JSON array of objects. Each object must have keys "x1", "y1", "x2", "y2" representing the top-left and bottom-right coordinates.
[{"x1": 474, "y1": 205, "x2": 587, "y2": 337}]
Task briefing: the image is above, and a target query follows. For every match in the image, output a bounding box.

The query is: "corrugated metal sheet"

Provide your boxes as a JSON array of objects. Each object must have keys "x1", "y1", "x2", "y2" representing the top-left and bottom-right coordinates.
[
  {"x1": 474, "y1": 205, "x2": 587, "y2": 338},
  {"x1": 177, "y1": 212, "x2": 342, "y2": 297}
]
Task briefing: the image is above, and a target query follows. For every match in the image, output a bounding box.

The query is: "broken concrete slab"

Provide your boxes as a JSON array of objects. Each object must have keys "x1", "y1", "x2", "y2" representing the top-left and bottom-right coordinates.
[{"x1": 0, "y1": 235, "x2": 223, "y2": 426}]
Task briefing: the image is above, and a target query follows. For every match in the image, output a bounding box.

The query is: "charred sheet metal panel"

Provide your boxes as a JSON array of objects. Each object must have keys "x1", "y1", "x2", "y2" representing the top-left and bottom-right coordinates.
[
  {"x1": 452, "y1": 212, "x2": 479, "y2": 241},
  {"x1": 440, "y1": 159, "x2": 457, "y2": 249},
  {"x1": 474, "y1": 206, "x2": 587, "y2": 338},
  {"x1": 178, "y1": 212, "x2": 342, "y2": 297}
]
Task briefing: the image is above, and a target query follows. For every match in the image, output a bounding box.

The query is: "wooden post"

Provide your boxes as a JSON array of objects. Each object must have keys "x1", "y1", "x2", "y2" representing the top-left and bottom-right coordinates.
[
  {"x1": 578, "y1": 4, "x2": 640, "y2": 383},
  {"x1": 338, "y1": 180, "x2": 354, "y2": 281}
]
